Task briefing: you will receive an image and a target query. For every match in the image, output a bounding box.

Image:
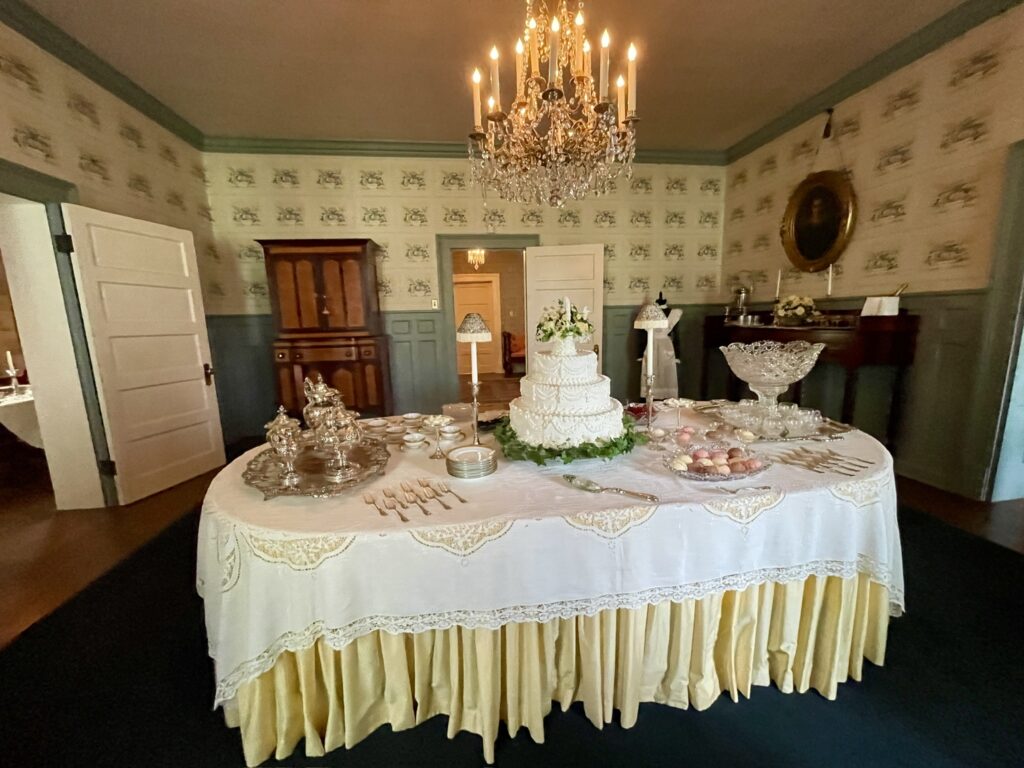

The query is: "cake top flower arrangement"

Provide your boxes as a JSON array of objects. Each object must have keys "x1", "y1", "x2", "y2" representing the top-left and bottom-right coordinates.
[{"x1": 536, "y1": 296, "x2": 594, "y2": 342}]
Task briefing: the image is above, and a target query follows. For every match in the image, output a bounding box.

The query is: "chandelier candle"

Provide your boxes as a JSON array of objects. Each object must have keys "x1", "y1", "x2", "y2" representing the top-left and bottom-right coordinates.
[
  {"x1": 489, "y1": 46, "x2": 501, "y2": 111},
  {"x1": 583, "y1": 38, "x2": 592, "y2": 76},
  {"x1": 627, "y1": 43, "x2": 637, "y2": 114},
  {"x1": 617, "y1": 74, "x2": 626, "y2": 126},
  {"x1": 574, "y1": 10, "x2": 585, "y2": 75},
  {"x1": 548, "y1": 17, "x2": 560, "y2": 85},
  {"x1": 599, "y1": 29, "x2": 609, "y2": 99},
  {"x1": 529, "y1": 18, "x2": 540, "y2": 76},
  {"x1": 515, "y1": 38, "x2": 525, "y2": 98},
  {"x1": 471, "y1": 69, "x2": 482, "y2": 130}
]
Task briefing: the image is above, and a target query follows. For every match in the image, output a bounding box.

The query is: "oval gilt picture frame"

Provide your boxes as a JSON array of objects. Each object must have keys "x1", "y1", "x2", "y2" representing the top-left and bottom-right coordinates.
[{"x1": 779, "y1": 170, "x2": 857, "y2": 272}]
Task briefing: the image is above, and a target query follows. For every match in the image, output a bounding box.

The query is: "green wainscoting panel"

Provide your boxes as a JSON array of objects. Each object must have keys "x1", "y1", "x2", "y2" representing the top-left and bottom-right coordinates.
[
  {"x1": 385, "y1": 311, "x2": 447, "y2": 414},
  {"x1": 205, "y1": 314, "x2": 277, "y2": 446},
  {"x1": 602, "y1": 307, "x2": 640, "y2": 404}
]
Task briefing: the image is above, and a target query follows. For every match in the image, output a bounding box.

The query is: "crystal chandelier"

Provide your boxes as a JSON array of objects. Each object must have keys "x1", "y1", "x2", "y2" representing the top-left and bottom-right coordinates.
[
  {"x1": 467, "y1": 248, "x2": 486, "y2": 270},
  {"x1": 466, "y1": 0, "x2": 639, "y2": 208}
]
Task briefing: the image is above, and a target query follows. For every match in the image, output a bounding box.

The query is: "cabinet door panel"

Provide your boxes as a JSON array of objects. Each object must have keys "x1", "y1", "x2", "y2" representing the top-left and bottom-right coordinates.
[
  {"x1": 295, "y1": 259, "x2": 320, "y2": 328},
  {"x1": 342, "y1": 259, "x2": 365, "y2": 328},
  {"x1": 274, "y1": 260, "x2": 300, "y2": 329},
  {"x1": 322, "y1": 259, "x2": 346, "y2": 324}
]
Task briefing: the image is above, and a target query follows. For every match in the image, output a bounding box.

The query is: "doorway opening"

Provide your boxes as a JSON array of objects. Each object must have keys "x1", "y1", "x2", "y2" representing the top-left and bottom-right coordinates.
[{"x1": 452, "y1": 248, "x2": 526, "y2": 410}]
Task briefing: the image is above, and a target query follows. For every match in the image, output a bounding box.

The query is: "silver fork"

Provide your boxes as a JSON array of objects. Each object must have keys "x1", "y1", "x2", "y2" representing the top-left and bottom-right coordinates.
[
  {"x1": 415, "y1": 482, "x2": 452, "y2": 510},
  {"x1": 383, "y1": 487, "x2": 408, "y2": 509},
  {"x1": 431, "y1": 479, "x2": 467, "y2": 503},
  {"x1": 404, "y1": 490, "x2": 431, "y2": 516},
  {"x1": 381, "y1": 496, "x2": 409, "y2": 523},
  {"x1": 362, "y1": 491, "x2": 387, "y2": 517}
]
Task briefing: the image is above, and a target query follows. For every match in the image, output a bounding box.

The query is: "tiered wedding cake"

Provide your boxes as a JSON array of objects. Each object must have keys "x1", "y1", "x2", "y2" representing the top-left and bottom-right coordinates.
[{"x1": 509, "y1": 298, "x2": 624, "y2": 449}]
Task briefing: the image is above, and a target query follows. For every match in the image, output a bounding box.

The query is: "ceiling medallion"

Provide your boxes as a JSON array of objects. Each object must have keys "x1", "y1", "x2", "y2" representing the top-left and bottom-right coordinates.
[{"x1": 466, "y1": 0, "x2": 639, "y2": 208}]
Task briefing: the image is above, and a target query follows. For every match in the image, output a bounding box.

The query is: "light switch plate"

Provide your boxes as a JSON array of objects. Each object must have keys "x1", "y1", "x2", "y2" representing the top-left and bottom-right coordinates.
[{"x1": 431, "y1": 299, "x2": 439, "y2": 309}]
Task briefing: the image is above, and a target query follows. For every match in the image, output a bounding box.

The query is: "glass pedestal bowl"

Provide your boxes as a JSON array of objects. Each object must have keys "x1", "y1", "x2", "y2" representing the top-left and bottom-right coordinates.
[{"x1": 719, "y1": 340, "x2": 825, "y2": 409}]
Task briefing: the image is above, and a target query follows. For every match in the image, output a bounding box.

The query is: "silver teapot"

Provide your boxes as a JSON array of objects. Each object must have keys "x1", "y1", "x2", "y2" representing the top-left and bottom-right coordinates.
[{"x1": 302, "y1": 374, "x2": 345, "y2": 431}]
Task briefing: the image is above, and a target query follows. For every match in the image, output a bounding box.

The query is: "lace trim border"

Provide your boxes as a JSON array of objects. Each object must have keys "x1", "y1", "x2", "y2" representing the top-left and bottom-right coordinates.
[{"x1": 211, "y1": 555, "x2": 904, "y2": 707}]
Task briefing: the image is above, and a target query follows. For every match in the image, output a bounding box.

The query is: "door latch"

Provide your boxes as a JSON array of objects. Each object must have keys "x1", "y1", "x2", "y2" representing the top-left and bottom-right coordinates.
[{"x1": 203, "y1": 363, "x2": 215, "y2": 385}]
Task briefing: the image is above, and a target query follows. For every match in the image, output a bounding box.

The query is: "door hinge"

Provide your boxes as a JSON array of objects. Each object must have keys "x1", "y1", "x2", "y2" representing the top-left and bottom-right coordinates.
[
  {"x1": 54, "y1": 233, "x2": 75, "y2": 253},
  {"x1": 98, "y1": 459, "x2": 117, "y2": 476}
]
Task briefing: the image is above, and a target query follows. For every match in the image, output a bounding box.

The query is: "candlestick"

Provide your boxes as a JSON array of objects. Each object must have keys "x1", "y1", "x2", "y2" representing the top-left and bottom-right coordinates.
[
  {"x1": 627, "y1": 43, "x2": 637, "y2": 114},
  {"x1": 827, "y1": 265, "x2": 834, "y2": 296},
  {"x1": 574, "y1": 10, "x2": 585, "y2": 75},
  {"x1": 645, "y1": 329, "x2": 655, "y2": 428},
  {"x1": 775, "y1": 269, "x2": 782, "y2": 300},
  {"x1": 548, "y1": 17, "x2": 560, "y2": 85},
  {"x1": 471, "y1": 69, "x2": 482, "y2": 130},
  {"x1": 471, "y1": 380, "x2": 482, "y2": 446},
  {"x1": 486, "y1": 96, "x2": 495, "y2": 125},
  {"x1": 528, "y1": 18, "x2": 539, "y2": 77},
  {"x1": 583, "y1": 39, "x2": 592, "y2": 77},
  {"x1": 489, "y1": 46, "x2": 501, "y2": 111},
  {"x1": 599, "y1": 30, "x2": 610, "y2": 99},
  {"x1": 4, "y1": 350, "x2": 13, "y2": 371},
  {"x1": 616, "y1": 75, "x2": 626, "y2": 126},
  {"x1": 515, "y1": 38, "x2": 524, "y2": 99},
  {"x1": 470, "y1": 340, "x2": 479, "y2": 385},
  {"x1": 4, "y1": 366, "x2": 21, "y2": 396}
]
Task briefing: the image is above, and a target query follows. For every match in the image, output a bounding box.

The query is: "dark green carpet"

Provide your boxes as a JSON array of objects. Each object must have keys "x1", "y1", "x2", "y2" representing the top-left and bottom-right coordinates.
[{"x1": 0, "y1": 506, "x2": 1021, "y2": 767}]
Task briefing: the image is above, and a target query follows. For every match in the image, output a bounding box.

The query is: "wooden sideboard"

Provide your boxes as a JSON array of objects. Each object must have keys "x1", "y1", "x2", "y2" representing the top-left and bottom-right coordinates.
[
  {"x1": 702, "y1": 312, "x2": 919, "y2": 447},
  {"x1": 260, "y1": 239, "x2": 393, "y2": 417}
]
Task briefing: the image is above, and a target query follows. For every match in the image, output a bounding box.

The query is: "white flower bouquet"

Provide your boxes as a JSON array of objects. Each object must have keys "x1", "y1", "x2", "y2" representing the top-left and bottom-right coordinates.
[
  {"x1": 774, "y1": 294, "x2": 817, "y2": 325},
  {"x1": 535, "y1": 298, "x2": 595, "y2": 341}
]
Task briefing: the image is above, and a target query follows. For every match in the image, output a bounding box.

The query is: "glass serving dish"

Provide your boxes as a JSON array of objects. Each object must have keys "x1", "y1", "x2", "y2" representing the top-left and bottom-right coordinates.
[
  {"x1": 662, "y1": 444, "x2": 771, "y2": 482},
  {"x1": 719, "y1": 340, "x2": 825, "y2": 409}
]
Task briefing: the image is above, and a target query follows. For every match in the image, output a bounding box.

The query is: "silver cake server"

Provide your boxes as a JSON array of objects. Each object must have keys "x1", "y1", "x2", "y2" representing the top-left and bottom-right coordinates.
[{"x1": 563, "y1": 475, "x2": 659, "y2": 503}]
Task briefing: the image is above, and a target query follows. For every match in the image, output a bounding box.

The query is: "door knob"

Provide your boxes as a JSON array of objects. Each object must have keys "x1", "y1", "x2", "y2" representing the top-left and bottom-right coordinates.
[{"x1": 203, "y1": 363, "x2": 215, "y2": 385}]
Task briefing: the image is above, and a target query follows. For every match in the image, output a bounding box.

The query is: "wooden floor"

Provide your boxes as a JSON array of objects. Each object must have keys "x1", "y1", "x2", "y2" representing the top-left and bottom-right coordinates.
[
  {"x1": 0, "y1": 431, "x2": 1022, "y2": 651},
  {"x1": 0, "y1": 434, "x2": 214, "y2": 649}
]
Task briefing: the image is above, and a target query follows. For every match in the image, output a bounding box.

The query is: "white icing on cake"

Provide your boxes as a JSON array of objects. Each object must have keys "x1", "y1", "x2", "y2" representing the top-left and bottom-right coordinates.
[{"x1": 510, "y1": 345, "x2": 625, "y2": 449}]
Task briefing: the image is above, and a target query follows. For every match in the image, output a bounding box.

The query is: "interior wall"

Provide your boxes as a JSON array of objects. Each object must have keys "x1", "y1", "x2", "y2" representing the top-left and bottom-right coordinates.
[
  {"x1": 200, "y1": 153, "x2": 725, "y2": 314},
  {"x1": 452, "y1": 249, "x2": 526, "y2": 342},
  {"x1": 0, "y1": 21, "x2": 214, "y2": 267},
  {"x1": 721, "y1": 4, "x2": 1024, "y2": 299}
]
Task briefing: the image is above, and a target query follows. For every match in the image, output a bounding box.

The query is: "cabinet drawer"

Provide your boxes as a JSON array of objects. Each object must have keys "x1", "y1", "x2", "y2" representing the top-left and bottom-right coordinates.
[{"x1": 276, "y1": 346, "x2": 363, "y2": 362}]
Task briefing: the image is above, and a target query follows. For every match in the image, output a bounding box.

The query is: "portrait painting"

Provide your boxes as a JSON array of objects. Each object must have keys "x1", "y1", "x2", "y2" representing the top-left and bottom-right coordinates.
[{"x1": 780, "y1": 171, "x2": 857, "y2": 272}]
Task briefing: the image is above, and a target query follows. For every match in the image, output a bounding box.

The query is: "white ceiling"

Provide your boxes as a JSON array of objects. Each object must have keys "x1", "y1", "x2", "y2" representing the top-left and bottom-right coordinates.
[{"x1": 23, "y1": 0, "x2": 966, "y2": 150}]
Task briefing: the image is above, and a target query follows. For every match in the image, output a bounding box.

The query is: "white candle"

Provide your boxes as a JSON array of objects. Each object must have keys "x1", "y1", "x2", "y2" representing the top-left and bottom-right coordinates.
[
  {"x1": 827, "y1": 265, "x2": 834, "y2": 296},
  {"x1": 515, "y1": 38, "x2": 524, "y2": 99},
  {"x1": 583, "y1": 39, "x2": 592, "y2": 78},
  {"x1": 486, "y1": 96, "x2": 495, "y2": 125},
  {"x1": 646, "y1": 329, "x2": 654, "y2": 379},
  {"x1": 775, "y1": 269, "x2": 782, "y2": 300},
  {"x1": 5, "y1": 350, "x2": 13, "y2": 371},
  {"x1": 627, "y1": 43, "x2": 637, "y2": 114},
  {"x1": 616, "y1": 75, "x2": 626, "y2": 127},
  {"x1": 489, "y1": 46, "x2": 501, "y2": 111},
  {"x1": 470, "y1": 341, "x2": 479, "y2": 385},
  {"x1": 574, "y1": 10, "x2": 585, "y2": 75},
  {"x1": 471, "y1": 69, "x2": 482, "y2": 130},
  {"x1": 528, "y1": 18, "x2": 539, "y2": 77},
  {"x1": 599, "y1": 30, "x2": 610, "y2": 99},
  {"x1": 563, "y1": 295, "x2": 572, "y2": 324},
  {"x1": 548, "y1": 17, "x2": 560, "y2": 85}
]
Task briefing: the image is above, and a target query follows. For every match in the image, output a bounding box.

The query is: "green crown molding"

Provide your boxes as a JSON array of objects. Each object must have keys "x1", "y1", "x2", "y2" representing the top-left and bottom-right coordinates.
[
  {"x1": 725, "y1": 0, "x2": 1024, "y2": 162},
  {"x1": 0, "y1": 0, "x2": 204, "y2": 148},
  {"x1": 0, "y1": 157, "x2": 77, "y2": 202},
  {"x1": 201, "y1": 136, "x2": 467, "y2": 158}
]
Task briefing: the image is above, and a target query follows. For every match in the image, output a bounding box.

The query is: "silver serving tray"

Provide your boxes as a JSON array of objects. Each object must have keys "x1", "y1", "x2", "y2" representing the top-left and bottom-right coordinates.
[
  {"x1": 243, "y1": 432, "x2": 391, "y2": 500},
  {"x1": 693, "y1": 401, "x2": 854, "y2": 443}
]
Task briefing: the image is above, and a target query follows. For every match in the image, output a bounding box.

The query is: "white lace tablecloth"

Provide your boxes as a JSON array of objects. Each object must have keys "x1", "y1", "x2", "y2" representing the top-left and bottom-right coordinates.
[
  {"x1": 0, "y1": 387, "x2": 42, "y2": 448},
  {"x1": 197, "y1": 409, "x2": 904, "y2": 708}
]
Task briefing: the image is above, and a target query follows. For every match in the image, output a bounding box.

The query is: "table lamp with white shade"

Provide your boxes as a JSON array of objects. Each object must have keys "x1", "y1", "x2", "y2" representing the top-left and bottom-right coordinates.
[
  {"x1": 634, "y1": 302, "x2": 669, "y2": 428},
  {"x1": 456, "y1": 312, "x2": 492, "y2": 445}
]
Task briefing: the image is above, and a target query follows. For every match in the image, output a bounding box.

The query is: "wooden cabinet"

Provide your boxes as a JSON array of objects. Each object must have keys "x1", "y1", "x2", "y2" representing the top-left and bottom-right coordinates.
[
  {"x1": 261, "y1": 239, "x2": 392, "y2": 416},
  {"x1": 262, "y1": 239, "x2": 382, "y2": 337}
]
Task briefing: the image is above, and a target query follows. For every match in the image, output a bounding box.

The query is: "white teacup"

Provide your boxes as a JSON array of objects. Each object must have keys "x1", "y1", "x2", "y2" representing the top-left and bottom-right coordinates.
[
  {"x1": 402, "y1": 431, "x2": 426, "y2": 445},
  {"x1": 385, "y1": 425, "x2": 407, "y2": 437},
  {"x1": 367, "y1": 418, "x2": 388, "y2": 429},
  {"x1": 402, "y1": 412, "x2": 422, "y2": 422},
  {"x1": 439, "y1": 424, "x2": 462, "y2": 437}
]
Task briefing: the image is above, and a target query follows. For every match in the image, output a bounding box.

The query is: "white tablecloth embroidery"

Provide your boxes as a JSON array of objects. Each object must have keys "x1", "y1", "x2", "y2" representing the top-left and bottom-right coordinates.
[
  {"x1": 198, "y1": 410, "x2": 904, "y2": 707},
  {"x1": 0, "y1": 388, "x2": 42, "y2": 448}
]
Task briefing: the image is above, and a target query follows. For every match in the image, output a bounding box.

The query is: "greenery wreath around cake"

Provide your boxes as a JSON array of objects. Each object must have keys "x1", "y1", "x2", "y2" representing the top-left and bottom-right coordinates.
[{"x1": 494, "y1": 414, "x2": 646, "y2": 466}]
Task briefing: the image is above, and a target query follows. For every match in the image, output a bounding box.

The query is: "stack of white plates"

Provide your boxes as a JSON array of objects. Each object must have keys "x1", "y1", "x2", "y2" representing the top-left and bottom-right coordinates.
[{"x1": 446, "y1": 445, "x2": 497, "y2": 478}]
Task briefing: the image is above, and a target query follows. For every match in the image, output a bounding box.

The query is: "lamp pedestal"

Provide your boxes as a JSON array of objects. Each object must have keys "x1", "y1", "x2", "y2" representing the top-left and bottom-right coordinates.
[
  {"x1": 644, "y1": 372, "x2": 655, "y2": 429},
  {"x1": 471, "y1": 381, "x2": 482, "y2": 446},
  {"x1": 4, "y1": 367, "x2": 21, "y2": 397}
]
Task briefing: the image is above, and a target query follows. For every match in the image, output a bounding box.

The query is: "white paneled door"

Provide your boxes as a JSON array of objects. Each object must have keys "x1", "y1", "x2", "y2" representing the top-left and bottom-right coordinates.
[
  {"x1": 524, "y1": 244, "x2": 604, "y2": 370},
  {"x1": 63, "y1": 204, "x2": 225, "y2": 504}
]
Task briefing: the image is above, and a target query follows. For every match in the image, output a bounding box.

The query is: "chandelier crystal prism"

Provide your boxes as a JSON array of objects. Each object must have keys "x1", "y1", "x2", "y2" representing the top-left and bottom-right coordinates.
[{"x1": 466, "y1": 0, "x2": 639, "y2": 208}]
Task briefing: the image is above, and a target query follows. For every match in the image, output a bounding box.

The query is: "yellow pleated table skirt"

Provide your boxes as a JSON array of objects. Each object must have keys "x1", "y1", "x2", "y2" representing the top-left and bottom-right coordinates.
[{"x1": 226, "y1": 573, "x2": 891, "y2": 766}]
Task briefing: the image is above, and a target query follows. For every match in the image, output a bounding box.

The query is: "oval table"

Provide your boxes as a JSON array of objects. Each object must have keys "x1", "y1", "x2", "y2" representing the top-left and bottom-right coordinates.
[{"x1": 198, "y1": 407, "x2": 904, "y2": 766}]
